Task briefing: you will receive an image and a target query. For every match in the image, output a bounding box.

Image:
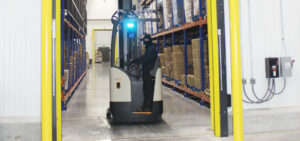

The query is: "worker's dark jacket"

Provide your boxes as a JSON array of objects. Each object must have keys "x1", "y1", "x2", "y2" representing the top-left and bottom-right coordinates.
[{"x1": 136, "y1": 45, "x2": 157, "y2": 79}]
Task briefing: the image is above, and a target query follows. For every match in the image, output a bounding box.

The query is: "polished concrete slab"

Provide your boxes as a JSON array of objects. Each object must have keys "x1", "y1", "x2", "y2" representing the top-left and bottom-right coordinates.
[
  {"x1": 62, "y1": 63, "x2": 228, "y2": 141},
  {"x1": 1, "y1": 62, "x2": 300, "y2": 141}
]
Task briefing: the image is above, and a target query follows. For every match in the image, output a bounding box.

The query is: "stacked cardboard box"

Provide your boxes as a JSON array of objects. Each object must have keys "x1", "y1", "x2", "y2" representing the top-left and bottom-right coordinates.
[
  {"x1": 181, "y1": 74, "x2": 186, "y2": 86},
  {"x1": 187, "y1": 74, "x2": 194, "y2": 86},
  {"x1": 164, "y1": 47, "x2": 172, "y2": 77},
  {"x1": 157, "y1": 1, "x2": 164, "y2": 32},
  {"x1": 163, "y1": 0, "x2": 173, "y2": 29},
  {"x1": 172, "y1": 52, "x2": 185, "y2": 80},
  {"x1": 184, "y1": 0, "x2": 194, "y2": 23},
  {"x1": 172, "y1": 45, "x2": 185, "y2": 80},
  {"x1": 158, "y1": 54, "x2": 165, "y2": 74},
  {"x1": 192, "y1": 38, "x2": 209, "y2": 89}
]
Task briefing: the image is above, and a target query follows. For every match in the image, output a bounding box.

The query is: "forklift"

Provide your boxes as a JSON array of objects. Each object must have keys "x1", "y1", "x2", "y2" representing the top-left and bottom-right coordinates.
[{"x1": 106, "y1": 8, "x2": 163, "y2": 123}]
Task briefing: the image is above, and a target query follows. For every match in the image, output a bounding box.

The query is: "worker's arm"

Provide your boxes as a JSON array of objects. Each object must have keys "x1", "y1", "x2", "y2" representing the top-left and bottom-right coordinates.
[{"x1": 134, "y1": 47, "x2": 155, "y2": 64}]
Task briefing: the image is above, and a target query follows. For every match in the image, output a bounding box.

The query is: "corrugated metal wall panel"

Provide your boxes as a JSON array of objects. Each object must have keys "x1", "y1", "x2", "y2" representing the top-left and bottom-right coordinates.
[{"x1": 0, "y1": 0, "x2": 41, "y2": 117}]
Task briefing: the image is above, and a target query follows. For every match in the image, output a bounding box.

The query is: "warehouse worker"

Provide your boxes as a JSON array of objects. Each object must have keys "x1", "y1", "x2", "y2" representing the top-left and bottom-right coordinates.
[{"x1": 133, "y1": 34, "x2": 158, "y2": 112}]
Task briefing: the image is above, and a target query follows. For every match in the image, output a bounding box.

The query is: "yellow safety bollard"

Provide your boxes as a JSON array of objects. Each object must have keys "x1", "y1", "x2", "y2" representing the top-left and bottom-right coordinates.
[
  {"x1": 229, "y1": 0, "x2": 244, "y2": 140},
  {"x1": 56, "y1": 0, "x2": 62, "y2": 140},
  {"x1": 206, "y1": 0, "x2": 215, "y2": 132},
  {"x1": 41, "y1": 0, "x2": 53, "y2": 140}
]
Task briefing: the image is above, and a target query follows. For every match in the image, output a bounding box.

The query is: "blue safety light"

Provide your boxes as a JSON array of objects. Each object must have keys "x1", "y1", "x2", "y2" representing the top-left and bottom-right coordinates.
[{"x1": 127, "y1": 23, "x2": 135, "y2": 28}]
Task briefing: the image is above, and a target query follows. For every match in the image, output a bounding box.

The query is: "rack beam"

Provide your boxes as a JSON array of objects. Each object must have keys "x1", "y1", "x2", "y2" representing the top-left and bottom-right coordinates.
[
  {"x1": 64, "y1": 19, "x2": 85, "y2": 38},
  {"x1": 152, "y1": 19, "x2": 207, "y2": 38},
  {"x1": 162, "y1": 79, "x2": 210, "y2": 103},
  {"x1": 63, "y1": 70, "x2": 87, "y2": 104}
]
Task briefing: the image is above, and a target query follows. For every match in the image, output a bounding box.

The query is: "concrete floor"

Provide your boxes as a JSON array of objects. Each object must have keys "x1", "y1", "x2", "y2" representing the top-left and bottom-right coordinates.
[
  {"x1": 61, "y1": 63, "x2": 300, "y2": 141},
  {"x1": 1, "y1": 63, "x2": 300, "y2": 141}
]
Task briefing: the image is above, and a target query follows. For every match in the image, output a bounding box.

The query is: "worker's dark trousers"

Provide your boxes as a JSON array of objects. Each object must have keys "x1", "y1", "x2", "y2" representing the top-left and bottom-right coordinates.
[{"x1": 142, "y1": 76, "x2": 155, "y2": 110}]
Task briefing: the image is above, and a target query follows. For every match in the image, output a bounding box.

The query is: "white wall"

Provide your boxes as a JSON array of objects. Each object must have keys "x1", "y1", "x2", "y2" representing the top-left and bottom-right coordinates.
[
  {"x1": 86, "y1": 0, "x2": 118, "y2": 58},
  {"x1": 94, "y1": 30, "x2": 113, "y2": 48},
  {"x1": 237, "y1": 0, "x2": 300, "y2": 109},
  {"x1": 0, "y1": 0, "x2": 41, "y2": 119},
  {"x1": 87, "y1": 0, "x2": 118, "y2": 19},
  {"x1": 86, "y1": 20, "x2": 114, "y2": 58}
]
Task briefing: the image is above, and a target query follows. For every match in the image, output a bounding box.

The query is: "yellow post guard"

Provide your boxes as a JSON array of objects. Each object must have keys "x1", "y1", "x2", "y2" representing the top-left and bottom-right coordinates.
[
  {"x1": 41, "y1": 0, "x2": 53, "y2": 140},
  {"x1": 211, "y1": 0, "x2": 221, "y2": 136},
  {"x1": 56, "y1": 0, "x2": 62, "y2": 140},
  {"x1": 229, "y1": 0, "x2": 244, "y2": 140},
  {"x1": 206, "y1": 0, "x2": 215, "y2": 131}
]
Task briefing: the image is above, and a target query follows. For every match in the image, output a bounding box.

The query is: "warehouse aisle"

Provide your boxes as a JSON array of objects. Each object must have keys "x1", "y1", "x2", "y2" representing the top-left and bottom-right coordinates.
[
  {"x1": 61, "y1": 62, "x2": 225, "y2": 141},
  {"x1": 61, "y1": 63, "x2": 300, "y2": 141}
]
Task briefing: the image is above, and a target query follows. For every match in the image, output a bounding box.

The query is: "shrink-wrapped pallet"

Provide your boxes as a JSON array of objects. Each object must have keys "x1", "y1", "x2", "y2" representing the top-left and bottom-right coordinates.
[
  {"x1": 163, "y1": 0, "x2": 173, "y2": 29},
  {"x1": 151, "y1": 2, "x2": 158, "y2": 34},
  {"x1": 157, "y1": 1, "x2": 164, "y2": 32},
  {"x1": 184, "y1": 0, "x2": 194, "y2": 23},
  {"x1": 172, "y1": 0, "x2": 185, "y2": 26},
  {"x1": 193, "y1": 0, "x2": 207, "y2": 18}
]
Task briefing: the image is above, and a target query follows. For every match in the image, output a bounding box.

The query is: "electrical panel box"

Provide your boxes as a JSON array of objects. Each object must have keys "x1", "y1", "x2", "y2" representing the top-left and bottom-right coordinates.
[
  {"x1": 265, "y1": 57, "x2": 279, "y2": 78},
  {"x1": 280, "y1": 57, "x2": 292, "y2": 77}
]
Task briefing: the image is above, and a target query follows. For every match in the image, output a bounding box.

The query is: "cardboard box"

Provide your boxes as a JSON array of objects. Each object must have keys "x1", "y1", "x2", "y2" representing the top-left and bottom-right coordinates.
[
  {"x1": 194, "y1": 77, "x2": 202, "y2": 89},
  {"x1": 173, "y1": 45, "x2": 184, "y2": 52},
  {"x1": 172, "y1": 52, "x2": 185, "y2": 80},
  {"x1": 187, "y1": 74, "x2": 194, "y2": 86},
  {"x1": 181, "y1": 74, "x2": 186, "y2": 86},
  {"x1": 159, "y1": 54, "x2": 165, "y2": 67}
]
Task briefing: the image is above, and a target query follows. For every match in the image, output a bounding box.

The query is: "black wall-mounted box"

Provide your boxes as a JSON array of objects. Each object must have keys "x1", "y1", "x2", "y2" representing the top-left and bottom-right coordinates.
[{"x1": 265, "y1": 57, "x2": 280, "y2": 78}]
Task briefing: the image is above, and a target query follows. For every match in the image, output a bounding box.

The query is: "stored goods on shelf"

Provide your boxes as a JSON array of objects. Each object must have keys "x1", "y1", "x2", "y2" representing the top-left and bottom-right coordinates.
[
  {"x1": 191, "y1": 38, "x2": 209, "y2": 90},
  {"x1": 163, "y1": 0, "x2": 173, "y2": 29},
  {"x1": 187, "y1": 44, "x2": 193, "y2": 68},
  {"x1": 173, "y1": 45, "x2": 184, "y2": 52},
  {"x1": 159, "y1": 54, "x2": 165, "y2": 67},
  {"x1": 194, "y1": 77, "x2": 202, "y2": 89},
  {"x1": 157, "y1": 2, "x2": 164, "y2": 32},
  {"x1": 151, "y1": 2, "x2": 158, "y2": 34},
  {"x1": 193, "y1": 0, "x2": 207, "y2": 18},
  {"x1": 64, "y1": 70, "x2": 69, "y2": 90},
  {"x1": 181, "y1": 74, "x2": 186, "y2": 86},
  {"x1": 184, "y1": 0, "x2": 194, "y2": 23},
  {"x1": 164, "y1": 47, "x2": 172, "y2": 77},
  {"x1": 187, "y1": 74, "x2": 194, "y2": 86},
  {"x1": 172, "y1": 0, "x2": 185, "y2": 26},
  {"x1": 162, "y1": 67, "x2": 166, "y2": 74},
  {"x1": 172, "y1": 51, "x2": 185, "y2": 80}
]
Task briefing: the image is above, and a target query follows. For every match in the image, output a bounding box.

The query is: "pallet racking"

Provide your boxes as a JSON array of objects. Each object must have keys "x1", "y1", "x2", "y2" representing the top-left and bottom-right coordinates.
[
  {"x1": 61, "y1": 0, "x2": 87, "y2": 110},
  {"x1": 139, "y1": 0, "x2": 209, "y2": 104}
]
